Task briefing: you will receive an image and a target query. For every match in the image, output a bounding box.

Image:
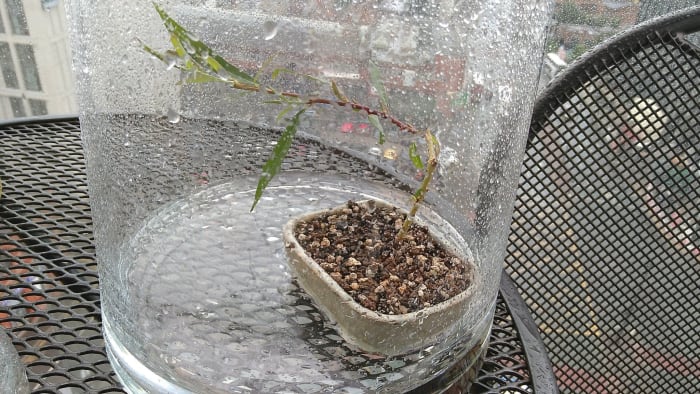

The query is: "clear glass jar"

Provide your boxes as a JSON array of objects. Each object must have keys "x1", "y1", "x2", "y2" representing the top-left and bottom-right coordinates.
[
  {"x1": 67, "y1": 1, "x2": 552, "y2": 392},
  {"x1": 0, "y1": 332, "x2": 29, "y2": 394}
]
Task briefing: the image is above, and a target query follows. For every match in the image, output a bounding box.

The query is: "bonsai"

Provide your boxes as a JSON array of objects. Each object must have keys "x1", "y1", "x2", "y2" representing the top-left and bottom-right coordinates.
[{"x1": 142, "y1": 5, "x2": 476, "y2": 353}]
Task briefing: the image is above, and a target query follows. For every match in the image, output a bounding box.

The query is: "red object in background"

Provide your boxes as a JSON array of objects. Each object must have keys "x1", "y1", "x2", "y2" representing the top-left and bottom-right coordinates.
[
  {"x1": 1, "y1": 235, "x2": 47, "y2": 329},
  {"x1": 609, "y1": 124, "x2": 639, "y2": 152},
  {"x1": 340, "y1": 122, "x2": 370, "y2": 134}
]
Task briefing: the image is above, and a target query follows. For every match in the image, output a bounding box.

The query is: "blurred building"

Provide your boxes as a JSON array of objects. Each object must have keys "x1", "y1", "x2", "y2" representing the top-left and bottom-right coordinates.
[
  {"x1": 0, "y1": 0, "x2": 76, "y2": 120},
  {"x1": 638, "y1": 0, "x2": 699, "y2": 21},
  {"x1": 638, "y1": 0, "x2": 700, "y2": 46},
  {"x1": 552, "y1": 0, "x2": 641, "y2": 60}
]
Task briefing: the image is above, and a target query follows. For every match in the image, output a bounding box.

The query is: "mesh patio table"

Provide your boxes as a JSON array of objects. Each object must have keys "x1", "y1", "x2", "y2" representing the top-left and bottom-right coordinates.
[
  {"x1": 505, "y1": 6, "x2": 700, "y2": 393},
  {"x1": 0, "y1": 116, "x2": 556, "y2": 394}
]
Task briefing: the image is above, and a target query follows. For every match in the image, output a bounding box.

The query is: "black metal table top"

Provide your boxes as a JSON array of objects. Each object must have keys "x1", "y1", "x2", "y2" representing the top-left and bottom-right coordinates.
[{"x1": 0, "y1": 117, "x2": 557, "y2": 394}]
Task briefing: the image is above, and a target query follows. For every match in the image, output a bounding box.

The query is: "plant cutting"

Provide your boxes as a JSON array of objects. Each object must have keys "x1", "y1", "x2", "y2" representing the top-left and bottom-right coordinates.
[{"x1": 142, "y1": 4, "x2": 478, "y2": 355}]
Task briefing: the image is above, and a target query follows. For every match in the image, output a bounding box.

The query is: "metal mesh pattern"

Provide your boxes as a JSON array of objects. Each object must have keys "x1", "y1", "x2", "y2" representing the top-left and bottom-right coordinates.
[
  {"x1": 0, "y1": 120, "x2": 122, "y2": 393},
  {"x1": 506, "y1": 8, "x2": 700, "y2": 394},
  {"x1": 470, "y1": 295, "x2": 532, "y2": 394},
  {"x1": 1, "y1": 118, "x2": 550, "y2": 393}
]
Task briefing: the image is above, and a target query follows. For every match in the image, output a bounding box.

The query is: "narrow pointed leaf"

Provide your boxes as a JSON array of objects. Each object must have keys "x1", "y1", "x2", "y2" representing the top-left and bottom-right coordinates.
[
  {"x1": 330, "y1": 80, "x2": 349, "y2": 102},
  {"x1": 408, "y1": 142, "x2": 424, "y2": 170},
  {"x1": 369, "y1": 61, "x2": 390, "y2": 113},
  {"x1": 271, "y1": 68, "x2": 293, "y2": 80},
  {"x1": 154, "y1": 4, "x2": 257, "y2": 85},
  {"x1": 251, "y1": 109, "x2": 306, "y2": 211},
  {"x1": 426, "y1": 129, "x2": 440, "y2": 160},
  {"x1": 367, "y1": 114, "x2": 385, "y2": 145},
  {"x1": 206, "y1": 56, "x2": 222, "y2": 72},
  {"x1": 302, "y1": 74, "x2": 326, "y2": 84},
  {"x1": 170, "y1": 35, "x2": 186, "y2": 58},
  {"x1": 413, "y1": 186, "x2": 426, "y2": 201},
  {"x1": 141, "y1": 41, "x2": 166, "y2": 62},
  {"x1": 185, "y1": 70, "x2": 224, "y2": 84}
]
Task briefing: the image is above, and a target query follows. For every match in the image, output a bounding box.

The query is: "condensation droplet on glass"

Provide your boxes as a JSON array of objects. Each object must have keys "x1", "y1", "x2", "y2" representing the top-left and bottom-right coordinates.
[
  {"x1": 130, "y1": 37, "x2": 141, "y2": 48},
  {"x1": 167, "y1": 107, "x2": 181, "y2": 124},
  {"x1": 166, "y1": 55, "x2": 177, "y2": 71},
  {"x1": 263, "y1": 21, "x2": 278, "y2": 40}
]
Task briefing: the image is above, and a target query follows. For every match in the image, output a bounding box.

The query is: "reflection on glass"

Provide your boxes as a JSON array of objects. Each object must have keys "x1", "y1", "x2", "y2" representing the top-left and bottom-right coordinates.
[
  {"x1": 0, "y1": 42, "x2": 18, "y2": 89},
  {"x1": 5, "y1": 0, "x2": 29, "y2": 35},
  {"x1": 29, "y1": 98, "x2": 47, "y2": 116},
  {"x1": 15, "y1": 44, "x2": 41, "y2": 91},
  {"x1": 9, "y1": 96, "x2": 24, "y2": 117}
]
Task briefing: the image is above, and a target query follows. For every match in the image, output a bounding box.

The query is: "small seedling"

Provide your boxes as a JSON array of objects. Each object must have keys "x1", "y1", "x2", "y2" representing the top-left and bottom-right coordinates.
[{"x1": 143, "y1": 4, "x2": 440, "y2": 239}]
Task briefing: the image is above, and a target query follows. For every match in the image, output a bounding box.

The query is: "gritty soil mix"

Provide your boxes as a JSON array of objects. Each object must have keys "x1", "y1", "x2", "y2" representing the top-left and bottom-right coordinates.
[{"x1": 293, "y1": 200, "x2": 472, "y2": 315}]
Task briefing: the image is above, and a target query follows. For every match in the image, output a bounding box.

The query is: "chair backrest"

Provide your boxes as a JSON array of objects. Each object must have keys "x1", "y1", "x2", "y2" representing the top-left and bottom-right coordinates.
[{"x1": 506, "y1": 6, "x2": 700, "y2": 393}]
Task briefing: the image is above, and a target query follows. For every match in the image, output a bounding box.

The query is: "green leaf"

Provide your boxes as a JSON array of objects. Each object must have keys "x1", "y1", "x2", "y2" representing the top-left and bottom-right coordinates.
[
  {"x1": 141, "y1": 41, "x2": 166, "y2": 62},
  {"x1": 413, "y1": 186, "x2": 426, "y2": 201},
  {"x1": 251, "y1": 108, "x2": 306, "y2": 211},
  {"x1": 426, "y1": 129, "x2": 440, "y2": 159},
  {"x1": 206, "y1": 57, "x2": 222, "y2": 72},
  {"x1": 409, "y1": 142, "x2": 424, "y2": 170},
  {"x1": 184, "y1": 70, "x2": 224, "y2": 84},
  {"x1": 271, "y1": 68, "x2": 293, "y2": 80},
  {"x1": 170, "y1": 35, "x2": 186, "y2": 58},
  {"x1": 369, "y1": 61, "x2": 390, "y2": 113},
  {"x1": 154, "y1": 4, "x2": 257, "y2": 85},
  {"x1": 367, "y1": 114, "x2": 385, "y2": 145},
  {"x1": 330, "y1": 80, "x2": 349, "y2": 102}
]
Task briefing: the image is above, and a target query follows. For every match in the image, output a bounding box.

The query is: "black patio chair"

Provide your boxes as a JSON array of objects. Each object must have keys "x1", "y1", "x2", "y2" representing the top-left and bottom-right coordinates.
[{"x1": 505, "y1": 6, "x2": 700, "y2": 393}]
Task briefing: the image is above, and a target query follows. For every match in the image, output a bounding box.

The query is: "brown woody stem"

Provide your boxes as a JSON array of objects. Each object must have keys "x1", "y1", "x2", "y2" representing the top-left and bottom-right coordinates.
[
  {"x1": 398, "y1": 130, "x2": 439, "y2": 240},
  {"x1": 233, "y1": 79, "x2": 419, "y2": 135}
]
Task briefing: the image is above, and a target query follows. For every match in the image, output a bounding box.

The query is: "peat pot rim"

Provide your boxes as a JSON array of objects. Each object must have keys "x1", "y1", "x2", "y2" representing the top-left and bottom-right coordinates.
[{"x1": 283, "y1": 199, "x2": 479, "y2": 324}]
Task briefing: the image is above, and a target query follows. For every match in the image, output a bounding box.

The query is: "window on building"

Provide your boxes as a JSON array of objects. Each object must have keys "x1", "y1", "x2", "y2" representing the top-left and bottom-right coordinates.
[
  {"x1": 9, "y1": 96, "x2": 25, "y2": 117},
  {"x1": 15, "y1": 44, "x2": 41, "y2": 91},
  {"x1": 0, "y1": 42, "x2": 19, "y2": 89},
  {"x1": 29, "y1": 99, "x2": 48, "y2": 116},
  {"x1": 41, "y1": 0, "x2": 60, "y2": 11},
  {"x1": 5, "y1": 0, "x2": 29, "y2": 35}
]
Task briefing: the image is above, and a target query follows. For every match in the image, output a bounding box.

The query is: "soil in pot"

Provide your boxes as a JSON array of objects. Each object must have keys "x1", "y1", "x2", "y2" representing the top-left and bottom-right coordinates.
[{"x1": 292, "y1": 200, "x2": 472, "y2": 315}]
